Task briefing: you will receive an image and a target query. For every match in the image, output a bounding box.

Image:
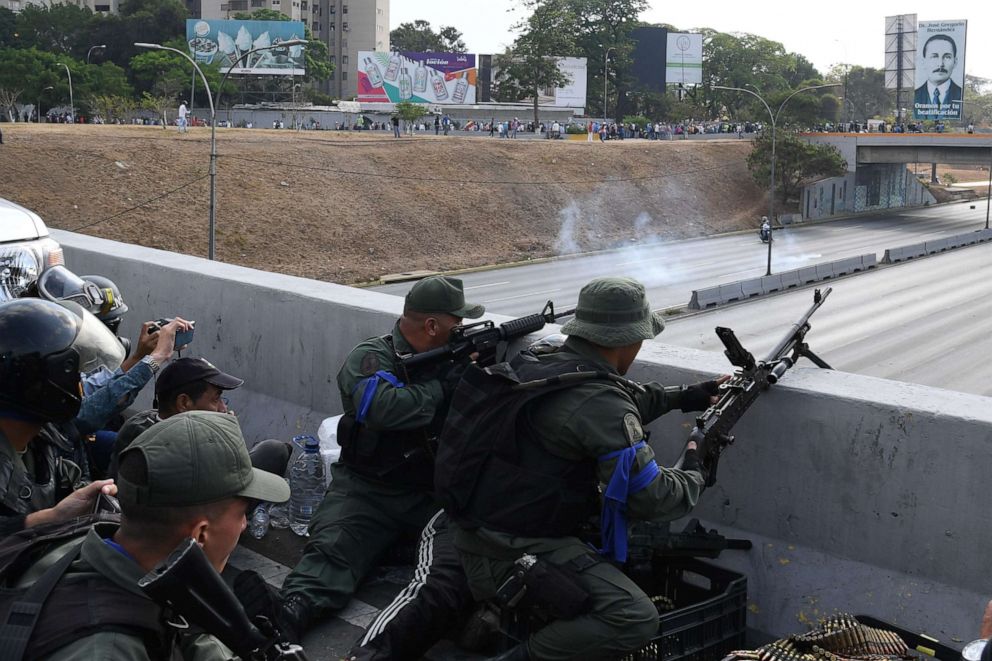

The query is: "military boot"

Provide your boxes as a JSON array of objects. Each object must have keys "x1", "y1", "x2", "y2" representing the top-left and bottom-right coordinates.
[
  {"x1": 488, "y1": 644, "x2": 530, "y2": 661},
  {"x1": 278, "y1": 593, "x2": 315, "y2": 644}
]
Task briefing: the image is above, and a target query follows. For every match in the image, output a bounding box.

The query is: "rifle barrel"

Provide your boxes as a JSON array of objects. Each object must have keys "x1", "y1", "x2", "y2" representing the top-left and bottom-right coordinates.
[{"x1": 763, "y1": 288, "x2": 831, "y2": 363}]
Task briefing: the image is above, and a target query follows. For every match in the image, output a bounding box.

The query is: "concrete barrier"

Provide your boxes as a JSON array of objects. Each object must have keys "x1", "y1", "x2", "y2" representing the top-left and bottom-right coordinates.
[
  {"x1": 741, "y1": 278, "x2": 764, "y2": 298},
  {"x1": 759, "y1": 274, "x2": 783, "y2": 294},
  {"x1": 780, "y1": 270, "x2": 801, "y2": 289},
  {"x1": 924, "y1": 238, "x2": 950, "y2": 254},
  {"x1": 56, "y1": 230, "x2": 992, "y2": 645},
  {"x1": 861, "y1": 253, "x2": 878, "y2": 269},
  {"x1": 717, "y1": 282, "x2": 746, "y2": 304},
  {"x1": 882, "y1": 241, "x2": 926, "y2": 263},
  {"x1": 688, "y1": 288, "x2": 723, "y2": 310},
  {"x1": 798, "y1": 266, "x2": 819, "y2": 284}
]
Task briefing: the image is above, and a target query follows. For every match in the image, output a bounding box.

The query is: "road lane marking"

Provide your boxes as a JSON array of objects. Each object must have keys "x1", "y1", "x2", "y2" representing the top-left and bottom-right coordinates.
[
  {"x1": 464, "y1": 281, "x2": 510, "y2": 290},
  {"x1": 485, "y1": 288, "x2": 561, "y2": 303}
]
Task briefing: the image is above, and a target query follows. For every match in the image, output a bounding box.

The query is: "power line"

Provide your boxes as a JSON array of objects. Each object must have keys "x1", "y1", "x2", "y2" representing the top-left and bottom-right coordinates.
[
  {"x1": 68, "y1": 174, "x2": 209, "y2": 233},
  {"x1": 217, "y1": 154, "x2": 750, "y2": 186}
]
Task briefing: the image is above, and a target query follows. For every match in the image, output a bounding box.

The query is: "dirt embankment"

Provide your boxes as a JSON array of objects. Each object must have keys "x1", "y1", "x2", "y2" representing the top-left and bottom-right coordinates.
[{"x1": 0, "y1": 125, "x2": 767, "y2": 283}]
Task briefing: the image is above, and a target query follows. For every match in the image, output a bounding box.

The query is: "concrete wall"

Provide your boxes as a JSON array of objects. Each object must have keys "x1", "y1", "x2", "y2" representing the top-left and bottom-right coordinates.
[
  {"x1": 803, "y1": 165, "x2": 936, "y2": 220},
  {"x1": 54, "y1": 229, "x2": 992, "y2": 645}
]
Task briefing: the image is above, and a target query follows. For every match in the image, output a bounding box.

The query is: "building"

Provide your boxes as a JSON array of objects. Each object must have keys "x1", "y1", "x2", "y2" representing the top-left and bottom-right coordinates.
[
  {"x1": 1, "y1": 0, "x2": 118, "y2": 13},
  {"x1": 311, "y1": 0, "x2": 388, "y2": 99}
]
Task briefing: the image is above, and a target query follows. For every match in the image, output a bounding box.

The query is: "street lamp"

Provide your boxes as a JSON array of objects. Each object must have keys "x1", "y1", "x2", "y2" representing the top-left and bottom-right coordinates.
[
  {"x1": 38, "y1": 86, "x2": 53, "y2": 123},
  {"x1": 713, "y1": 83, "x2": 840, "y2": 275},
  {"x1": 55, "y1": 62, "x2": 74, "y2": 124},
  {"x1": 87, "y1": 44, "x2": 107, "y2": 64},
  {"x1": 603, "y1": 46, "x2": 616, "y2": 124},
  {"x1": 135, "y1": 39, "x2": 307, "y2": 260}
]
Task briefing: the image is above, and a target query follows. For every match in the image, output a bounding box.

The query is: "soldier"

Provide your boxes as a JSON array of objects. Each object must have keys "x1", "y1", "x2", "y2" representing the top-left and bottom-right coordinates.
[
  {"x1": 279, "y1": 276, "x2": 484, "y2": 640},
  {"x1": 444, "y1": 277, "x2": 718, "y2": 660},
  {"x1": 0, "y1": 298, "x2": 127, "y2": 537}
]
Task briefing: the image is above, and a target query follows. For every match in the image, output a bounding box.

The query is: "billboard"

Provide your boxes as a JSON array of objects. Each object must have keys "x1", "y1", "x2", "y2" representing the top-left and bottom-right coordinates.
[
  {"x1": 666, "y1": 33, "x2": 703, "y2": 85},
  {"x1": 884, "y1": 14, "x2": 916, "y2": 90},
  {"x1": 357, "y1": 52, "x2": 476, "y2": 104},
  {"x1": 186, "y1": 19, "x2": 306, "y2": 76},
  {"x1": 913, "y1": 19, "x2": 967, "y2": 120},
  {"x1": 553, "y1": 57, "x2": 587, "y2": 108}
]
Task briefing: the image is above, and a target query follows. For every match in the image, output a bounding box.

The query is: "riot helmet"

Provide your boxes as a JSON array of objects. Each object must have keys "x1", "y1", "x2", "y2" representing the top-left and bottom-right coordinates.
[
  {"x1": 81, "y1": 274, "x2": 128, "y2": 329},
  {"x1": 0, "y1": 298, "x2": 125, "y2": 422},
  {"x1": 36, "y1": 265, "x2": 105, "y2": 312}
]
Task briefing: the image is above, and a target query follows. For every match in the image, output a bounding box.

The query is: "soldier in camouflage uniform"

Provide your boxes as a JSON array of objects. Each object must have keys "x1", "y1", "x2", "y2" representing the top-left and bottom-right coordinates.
[
  {"x1": 448, "y1": 277, "x2": 718, "y2": 661},
  {"x1": 279, "y1": 276, "x2": 484, "y2": 640}
]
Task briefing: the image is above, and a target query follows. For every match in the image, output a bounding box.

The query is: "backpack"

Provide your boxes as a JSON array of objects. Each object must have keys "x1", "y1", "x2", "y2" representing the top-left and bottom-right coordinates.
[
  {"x1": 435, "y1": 353, "x2": 632, "y2": 531},
  {"x1": 0, "y1": 513, "x2": 179, "y2": 661}
]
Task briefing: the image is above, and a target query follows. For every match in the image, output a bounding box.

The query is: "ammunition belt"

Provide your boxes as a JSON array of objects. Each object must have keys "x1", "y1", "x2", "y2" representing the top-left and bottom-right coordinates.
[{"x1": 725, "y1": 614, "x2": 912, "y2": 661}]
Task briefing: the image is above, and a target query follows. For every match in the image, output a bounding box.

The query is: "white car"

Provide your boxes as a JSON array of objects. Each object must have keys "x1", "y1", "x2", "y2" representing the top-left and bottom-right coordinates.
[{"x1": 0, "y1": 197, "x2": 64, "y2": 301}]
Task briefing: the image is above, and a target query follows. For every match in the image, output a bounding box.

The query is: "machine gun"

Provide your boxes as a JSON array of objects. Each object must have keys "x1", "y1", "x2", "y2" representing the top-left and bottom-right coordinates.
[
  {"x1": 680, "y1": 288, "x2": 832, "y2": 487},
  {"x1": 139, "y1": 538, "x2": 307, "y2": 661},
  {"x1": 400, "y1": 300, "x2": 576, "y2": 371}
]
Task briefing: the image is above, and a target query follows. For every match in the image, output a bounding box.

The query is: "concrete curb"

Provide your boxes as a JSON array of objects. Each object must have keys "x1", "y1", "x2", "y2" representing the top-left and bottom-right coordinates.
[{"x1": 881, "y1": 227, "x2": 992, "y2": 263}]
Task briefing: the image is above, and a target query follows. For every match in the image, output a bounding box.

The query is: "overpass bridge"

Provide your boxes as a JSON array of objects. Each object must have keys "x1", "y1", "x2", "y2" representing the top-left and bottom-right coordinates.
[
  {"x1": 798, "y1": 133, "x2": 991, "y2": 221},
  {"x1": 803, "y1": 132, "x2": 992, "y2": 169}
]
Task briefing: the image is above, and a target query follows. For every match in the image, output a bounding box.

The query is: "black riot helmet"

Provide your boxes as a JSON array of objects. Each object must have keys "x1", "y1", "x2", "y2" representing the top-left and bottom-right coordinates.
[
  {"x1": 0, "y1": 298, "x2": 125, "y2": 422},
  {"x1": 81, "y1": 274, "x2": 128, "y2": 331}
]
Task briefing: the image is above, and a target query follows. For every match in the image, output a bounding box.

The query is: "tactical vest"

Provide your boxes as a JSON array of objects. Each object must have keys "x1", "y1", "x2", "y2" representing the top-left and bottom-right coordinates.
[
  {"x1": 0, "y1": 429, "x2": 68, "y2": 518},
  {"x1": 0, "y1": 516, "x2": 181, "y2": 661},
  {"x1": 436, "y1": 351, "x2": 637, "y2": 538},
  {"x1": 337, "y1": 335, "x2": 445, "y2": 491}
]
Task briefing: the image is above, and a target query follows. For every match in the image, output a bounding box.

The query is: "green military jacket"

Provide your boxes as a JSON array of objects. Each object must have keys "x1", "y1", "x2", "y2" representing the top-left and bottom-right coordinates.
[
  {"x1": 26, "y1": 525, "x2": 233, "y2": 661},
  {"x1": 455, "y1": 336, "x2": 705, "y2": 560},
  {"x1": 336, "y1": 322, "x2": 446, "y2": 432}
]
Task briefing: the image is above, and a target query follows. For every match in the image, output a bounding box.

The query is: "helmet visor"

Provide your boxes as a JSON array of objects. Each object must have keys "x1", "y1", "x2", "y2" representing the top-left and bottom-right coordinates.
[
  {"x1": 38, "y1": 265, "x2": 106, "y2": 313},
  {"x1": 57, "y1": 300, "x2": 126, "y2": 373}
]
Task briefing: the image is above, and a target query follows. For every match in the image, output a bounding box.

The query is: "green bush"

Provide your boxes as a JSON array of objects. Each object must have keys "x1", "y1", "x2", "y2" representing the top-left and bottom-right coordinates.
[
  {"x1": 622, "y1": 115, "x2": 652, "y2": 128},
  {"x1": 564, "y1": 123, "x2": 587, "y2": 134}
]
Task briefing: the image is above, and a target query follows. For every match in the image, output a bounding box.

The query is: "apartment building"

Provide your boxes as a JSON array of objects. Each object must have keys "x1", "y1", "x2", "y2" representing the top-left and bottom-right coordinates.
[
  {"x1": 196, "y1": 0, "x2": 303, "y2": 22},
  {"x1": 1, "y1": 0, "x2": 119, "y2": 13},
  {"x1": 310, "y1": 0, "x2": 388, "y2": 99}
]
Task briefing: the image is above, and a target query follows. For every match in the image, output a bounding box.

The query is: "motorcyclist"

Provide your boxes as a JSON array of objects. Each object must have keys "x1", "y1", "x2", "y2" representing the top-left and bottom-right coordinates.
[{"x1": 759, "y1": 216, "x2": 771, "y2": 242}]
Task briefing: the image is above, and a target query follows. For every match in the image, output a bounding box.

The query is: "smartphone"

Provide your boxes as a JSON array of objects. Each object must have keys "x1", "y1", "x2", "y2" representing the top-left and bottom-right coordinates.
[
  {"x1": 174, "y1": 322, "x2": 195, "y2": 348},
  {"x1": 93, "y1": 491, "x2": 121, "y2": 515}
]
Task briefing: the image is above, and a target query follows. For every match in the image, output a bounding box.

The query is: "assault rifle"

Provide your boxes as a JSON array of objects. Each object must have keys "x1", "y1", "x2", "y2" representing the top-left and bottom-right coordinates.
[
  {"x1": 400, "y1": 300, "x2": 576, "y2": 371},
  {"x1": 139, "y1": 538, "x2": 307, "y2": 660},
  {"x1": 680, "y1": 287, "x2": 832, "y2": 487}
]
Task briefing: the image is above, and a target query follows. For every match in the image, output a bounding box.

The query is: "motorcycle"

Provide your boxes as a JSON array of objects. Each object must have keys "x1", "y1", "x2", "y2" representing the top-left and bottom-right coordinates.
[{"x1": 758, "y1": 226, "x2": 770, "y2": 243}]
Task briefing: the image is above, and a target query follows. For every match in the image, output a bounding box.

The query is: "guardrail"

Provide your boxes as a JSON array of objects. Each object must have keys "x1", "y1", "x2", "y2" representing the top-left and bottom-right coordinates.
[
  {"x1": 688, "y1": 253, "x2": 877, "y2": 310},
  {"x1": 881, "y1": 228, "x2": 992, "y2": 264}
]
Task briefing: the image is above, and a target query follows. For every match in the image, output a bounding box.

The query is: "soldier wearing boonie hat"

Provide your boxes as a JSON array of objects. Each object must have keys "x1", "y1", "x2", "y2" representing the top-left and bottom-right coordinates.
[
  {"x1": 280, "y1": 275, "x2": 485, "y2": 647},
  {"x1": 450, "y1": 276, "x2": 724, "y2": 661},
  {"x1": 16, "y1": 411, "x2": 289, "y2": 660}
]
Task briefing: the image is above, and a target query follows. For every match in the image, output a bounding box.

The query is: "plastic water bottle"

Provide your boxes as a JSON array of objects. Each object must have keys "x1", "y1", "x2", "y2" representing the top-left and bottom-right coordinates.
[
  {"x1": 269, "y1": 477, "x2": 291, "y2": 529},
  {"x1": 289, "y1": 435, "x2": 325, "y2": 537},
  {"x1": 248, "y1": 503, "x2": 270, "y2": 539}
]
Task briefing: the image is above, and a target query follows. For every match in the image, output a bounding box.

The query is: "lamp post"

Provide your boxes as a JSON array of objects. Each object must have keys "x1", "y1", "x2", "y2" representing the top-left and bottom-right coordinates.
[
  {"x1": 38, "y1": 86, "x2": 53, "y2": 123},
  {"x1": 86, "y1": 44, "x2": 106, "y2": 64},
  {"x1": 603, "y1": 46, "x2": 616, "y2": 124},
  {"x1": 713, "y1": 83, "x2": 840, "y2": 275},
  {"x1": 136, "y1": 39, "x2": 307, "y2": 260},
  {"x1": 985, "y1": 153, "x2": 990, "y2": 230},
  {"x1": 55, "y1": 63, "x2": 74, "y2": 124}
]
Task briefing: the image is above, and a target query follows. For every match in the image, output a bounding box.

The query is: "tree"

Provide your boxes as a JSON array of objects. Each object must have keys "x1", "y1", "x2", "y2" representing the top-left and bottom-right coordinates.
[
  {"x1": 497, "y1": 0, "x2": 578, "y2": 125},
  {"x1": 232, "y1": 9, "x2": 332, "y2": 83},
  {"x1": 0, "y1": 87, "x2": 22, "y2": 122},
  {"x1": 0, "y1": 47, "x2": 79, "y2": 114},
  {"x1": 393, "y1": 100, "x2": 426, "y2": 128},
  {"x1": 390, "y1": 20, "x2": 467, "y2": 53},
  {"x1": 747, "y1": 132, "x2": 847, "y2": 204},
  {"x1": 140, "y1": 91, "x2": 173, "y2": 128},
  {"x1": 0, "y1": 8, "x2": 16, "y2": 46},
  {"x1": 827, "y1": 65, "x2": 888, "y2": 122},
  {"x1": 13, "y1": 4, "x2": 96, "y2": 56}
]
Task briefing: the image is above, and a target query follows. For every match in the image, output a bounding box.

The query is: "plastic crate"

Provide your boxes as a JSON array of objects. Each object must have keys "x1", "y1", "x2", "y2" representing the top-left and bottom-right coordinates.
[{"x1": 623, "y1": 559, "x2": 747, "y2": 661}]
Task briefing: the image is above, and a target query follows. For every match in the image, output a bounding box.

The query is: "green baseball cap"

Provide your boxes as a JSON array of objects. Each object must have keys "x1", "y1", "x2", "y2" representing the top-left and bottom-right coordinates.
[
  {"x1": 560, "y1": 277, "x2": 664, "y2": 348},
  {"x1": 117, "y1": 411, "x2": 290, "y2": 507},
  {"x1": 404, "y1": 276, "x2": 485, "y2": 319}
]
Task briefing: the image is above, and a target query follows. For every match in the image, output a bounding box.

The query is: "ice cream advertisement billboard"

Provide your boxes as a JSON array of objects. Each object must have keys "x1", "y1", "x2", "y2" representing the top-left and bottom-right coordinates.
[
  {"x1": 358, "y1": 52, "x2": 476, "y2": 104},
  {"x1": 186, "y1": 19, "x2": 306, "y2": 76},
  {"x1": 913, "y1": 20, "x2": 967, "y2": 121}
]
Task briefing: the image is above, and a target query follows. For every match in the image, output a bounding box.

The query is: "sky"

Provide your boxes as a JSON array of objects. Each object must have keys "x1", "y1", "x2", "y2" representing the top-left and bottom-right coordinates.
[{"x1": 390, "y1": 1, "x2": 992, "y2": 81}]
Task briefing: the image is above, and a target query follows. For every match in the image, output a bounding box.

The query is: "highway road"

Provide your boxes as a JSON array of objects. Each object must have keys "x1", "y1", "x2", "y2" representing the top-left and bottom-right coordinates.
[
  {"x1": 372, "y1": 202, "x2": 990, "y2": 316},
  {"x1": 660, "y1": 239, "x2": 992, "y2": 397}
]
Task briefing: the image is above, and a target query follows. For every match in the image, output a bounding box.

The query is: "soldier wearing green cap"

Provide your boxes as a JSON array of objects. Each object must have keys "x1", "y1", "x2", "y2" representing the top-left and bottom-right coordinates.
[
  {"x1": 445, "y1": 277, "x2": 722, "y2": 661},
  {"x1": 280, "y1": 275, "x2": 485, "y2": 640},
  {"x1": 7, "y1": 411, "x2": 290, "y2": 660}
]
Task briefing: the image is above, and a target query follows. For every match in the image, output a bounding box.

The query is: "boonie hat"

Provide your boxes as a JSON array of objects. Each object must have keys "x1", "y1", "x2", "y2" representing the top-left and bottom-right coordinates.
[
  {"x1": 404, "y1": 276, "x2": 485, "y2": 319},
  {"x1": 117, "y1": 411, "x2": 289, "y2": 506},
  {"x1": 560, "y1": 277, "x2": 664, "y2": 348},
  {"x1": 155, "y1": 357, "x2": 244, "y2": 396}
]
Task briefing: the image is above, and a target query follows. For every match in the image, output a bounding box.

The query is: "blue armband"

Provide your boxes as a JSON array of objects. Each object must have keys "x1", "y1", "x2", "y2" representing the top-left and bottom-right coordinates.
[
  {"x1": 353, "y1": 370, "x2": 405, "y2": 424},
  {"x1": 596, "y1": 440, "x2": 660, "y2": 562}
]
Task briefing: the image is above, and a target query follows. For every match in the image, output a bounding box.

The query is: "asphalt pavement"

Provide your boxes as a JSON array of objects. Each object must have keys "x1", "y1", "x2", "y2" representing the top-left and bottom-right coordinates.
[{"x1": 372, "y1": 202, "x2": 991, "y2": 317}]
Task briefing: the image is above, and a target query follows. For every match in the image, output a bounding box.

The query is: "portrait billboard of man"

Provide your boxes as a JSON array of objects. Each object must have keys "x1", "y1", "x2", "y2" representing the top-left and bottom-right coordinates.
[{"x1": 914, "y1": 20, "x2": 967, "y2": 121}]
